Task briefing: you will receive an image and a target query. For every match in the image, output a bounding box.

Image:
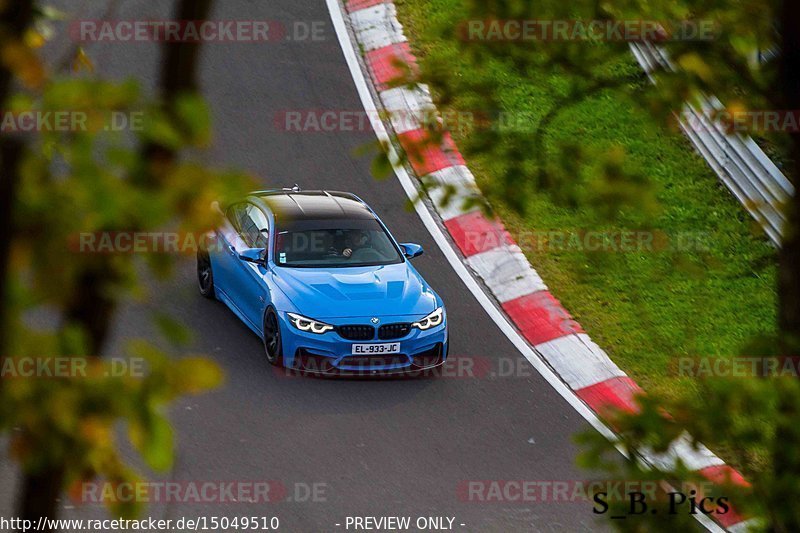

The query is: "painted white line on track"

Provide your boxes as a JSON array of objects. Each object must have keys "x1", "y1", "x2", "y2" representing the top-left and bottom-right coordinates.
[{"x1": 325, "y1": 1, "x2": 724, "y2": 530}]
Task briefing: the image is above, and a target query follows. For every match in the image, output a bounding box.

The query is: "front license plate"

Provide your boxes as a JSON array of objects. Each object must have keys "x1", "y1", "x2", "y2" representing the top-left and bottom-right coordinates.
[{"x1": 351, "y1": 343, "x2": 401, "y2": 355}]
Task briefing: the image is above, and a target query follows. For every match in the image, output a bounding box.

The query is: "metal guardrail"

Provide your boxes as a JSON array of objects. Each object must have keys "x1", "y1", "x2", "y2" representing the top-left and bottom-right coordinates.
[{"x1": 630, "y1": 41, "x2": 794, "y2": 246}]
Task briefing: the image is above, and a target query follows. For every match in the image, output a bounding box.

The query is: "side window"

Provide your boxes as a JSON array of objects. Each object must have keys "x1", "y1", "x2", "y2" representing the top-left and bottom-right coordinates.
[
  {"x1": 226, "y1": 203, "x2": 248, "y2": 233},
  {"x1": 241, "y1": 204, "x2": 270, "y2": 249}
]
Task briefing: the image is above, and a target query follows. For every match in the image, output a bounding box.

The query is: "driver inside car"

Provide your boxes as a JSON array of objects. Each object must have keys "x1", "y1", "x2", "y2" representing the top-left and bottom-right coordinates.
[{"x1": 334, "y1": 229, "x2": 369, "y2": 259}]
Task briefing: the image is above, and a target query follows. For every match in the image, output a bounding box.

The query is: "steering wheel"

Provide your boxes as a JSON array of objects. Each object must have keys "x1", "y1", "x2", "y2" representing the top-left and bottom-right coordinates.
[{"x1": 350, "y1": 248, "x2": 382, "y2": 262}]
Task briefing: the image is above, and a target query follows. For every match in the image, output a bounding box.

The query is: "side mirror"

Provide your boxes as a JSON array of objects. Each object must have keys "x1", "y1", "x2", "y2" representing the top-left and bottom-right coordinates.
[
  {"x1": 238, "y1": 248, "x2": 266, "y2": 264},
  {"x1": 400, "y1": 243, "x2": 424, "y2": 259}
]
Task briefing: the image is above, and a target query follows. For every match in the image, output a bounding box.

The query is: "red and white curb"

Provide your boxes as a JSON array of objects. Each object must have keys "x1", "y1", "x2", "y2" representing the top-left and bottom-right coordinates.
[{"x1": 333, "y1": 0, "x2": 753, "y2": 530}]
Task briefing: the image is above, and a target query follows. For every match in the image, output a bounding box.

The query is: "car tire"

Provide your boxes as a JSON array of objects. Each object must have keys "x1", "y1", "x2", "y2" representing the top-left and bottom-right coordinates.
[
  {"x1": 197, "y1": 249, "x2": 215, "y2": 299},
  {"x1": 263, "y1": 309, "x2": 284, "y2": 367}
]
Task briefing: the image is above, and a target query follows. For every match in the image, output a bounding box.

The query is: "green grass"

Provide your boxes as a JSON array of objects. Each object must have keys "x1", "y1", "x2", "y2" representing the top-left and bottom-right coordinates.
[{"x1": 394, "y1": 0, "x2": 778, "y2": 404}]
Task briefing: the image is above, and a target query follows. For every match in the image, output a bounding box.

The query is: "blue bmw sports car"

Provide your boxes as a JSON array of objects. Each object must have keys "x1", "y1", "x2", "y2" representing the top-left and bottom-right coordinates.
[{"x1": 197, "y1": 188, "x2": 448, "y2": 375}]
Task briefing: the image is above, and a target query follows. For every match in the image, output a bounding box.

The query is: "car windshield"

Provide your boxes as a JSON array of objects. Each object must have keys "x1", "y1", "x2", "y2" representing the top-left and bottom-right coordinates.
[{"x1": 274, "y1": 218, "x2": 404, "y2": 268}]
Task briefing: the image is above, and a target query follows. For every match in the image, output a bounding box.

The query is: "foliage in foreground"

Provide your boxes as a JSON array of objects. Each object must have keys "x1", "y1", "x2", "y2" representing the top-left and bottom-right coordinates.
[
  {"x1": 390, "y1": 0, "x2": 798, "y2": 530},
  {"x1": 0, "y1": 0, "x2": 251, "y2": 521},
  {"x1": 396, "y1": 0, "x2": 777, "y2": 407}
]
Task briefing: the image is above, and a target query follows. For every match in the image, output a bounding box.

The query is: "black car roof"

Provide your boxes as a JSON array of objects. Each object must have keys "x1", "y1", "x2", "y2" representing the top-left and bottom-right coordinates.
[{"x1": 255, "y1": 190, "x2": 376, "y2": 221}]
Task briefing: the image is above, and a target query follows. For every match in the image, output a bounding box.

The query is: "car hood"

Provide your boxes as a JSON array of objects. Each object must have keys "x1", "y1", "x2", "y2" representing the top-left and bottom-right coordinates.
[{"x1": 272, "y1": 262, "x2": 437, "y2": 319}]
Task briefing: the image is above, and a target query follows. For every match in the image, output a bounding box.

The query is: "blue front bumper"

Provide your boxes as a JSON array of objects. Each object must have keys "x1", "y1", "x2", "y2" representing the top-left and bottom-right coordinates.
[{"x1": 278, "y1": 312, "x2": 448, "y2": 376}]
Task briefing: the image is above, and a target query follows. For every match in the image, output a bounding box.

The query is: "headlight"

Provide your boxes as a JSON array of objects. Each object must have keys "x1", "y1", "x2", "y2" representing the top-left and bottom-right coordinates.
[
  {"x1": 287, "y1": 313, "x2": 334, "y2": 334},
  {"x1": 412, "y1": 307, "x2": 444, "y2": 330}
]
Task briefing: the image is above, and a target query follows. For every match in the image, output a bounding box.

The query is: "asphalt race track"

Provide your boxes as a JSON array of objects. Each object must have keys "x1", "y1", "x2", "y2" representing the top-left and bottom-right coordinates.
[{"x1": 0, "y1": 1, "x2": 612, "y2": 531}]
